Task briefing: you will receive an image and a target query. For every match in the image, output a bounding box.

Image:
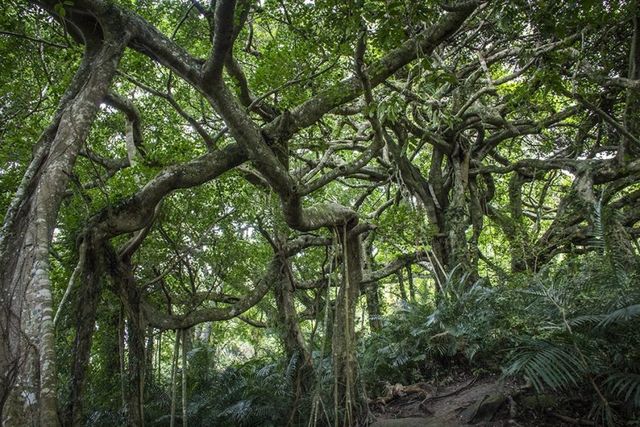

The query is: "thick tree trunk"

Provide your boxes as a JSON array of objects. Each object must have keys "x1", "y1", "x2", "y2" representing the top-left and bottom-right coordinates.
[
  {"x1": 110, "y1": 251, "x2": 148, "y2": 427},
  {"x1": 362, "y1": 236, "x2": 382, "y2": 331},
  {"x1": 406, "y1": 266, "x2": 416, "y2": 303},
  {"x1": 119, "y1": 305, "x2": 127, "y2": 410},
  {"x1": 397, "y1": 270, "x2": 408, "y2": 302},
  {"x1": 364, "y1": 282, "x2": 383, "y2": 332},
  {"x1": 117, "y1": 257, "x2": 147, "y2": 427},
  {"x1": 67, "y1": 237, "x2": 106, "y2": 426},
  {"x1": 445, "y1": 154, "x2": 476, "y2": 282},
  {"x1": 331, "y1": 226, "x2": 367, "y2": 426},
  {"x1": 127, "y1": 316, "x2": 146, "y2": 427},
  {"x1": 0, "y1": 37, "x2": 125, "y2": 425},
  {"x1": 508, "y1": 173, "x2": 531, "y2": 273},
  {"x1": 156, "y1": 331, "x2": 163, "y2": 384},
  {"x1": 96, "y1": 303, "x2": 123, "y2": 414},
  {"x1": 274, "y1": 265, "x2": 314, "y2": 424}
]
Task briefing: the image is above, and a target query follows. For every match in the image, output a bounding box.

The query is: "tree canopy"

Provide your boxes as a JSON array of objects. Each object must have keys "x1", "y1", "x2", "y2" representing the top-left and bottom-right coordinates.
[{"x1": 1, "y1": 0, "x2": 639, "y2": 426}]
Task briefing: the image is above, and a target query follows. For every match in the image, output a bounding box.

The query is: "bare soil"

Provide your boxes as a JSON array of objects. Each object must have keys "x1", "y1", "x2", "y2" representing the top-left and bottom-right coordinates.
[{"x1": 369, "y1": 374, "x2": 584, "y2": 427}]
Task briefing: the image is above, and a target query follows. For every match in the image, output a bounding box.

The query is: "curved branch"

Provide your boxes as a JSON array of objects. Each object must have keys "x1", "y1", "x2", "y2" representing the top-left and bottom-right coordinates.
[
  {"x1": 93, "y1": 143, "x2": 247, "y2": 238},
  {"x1": 202, "y1": 0, "x2": 237, "y2": 85},
  {"x1": 104, "y1": 92, "x2": 145, "y2": 160}
]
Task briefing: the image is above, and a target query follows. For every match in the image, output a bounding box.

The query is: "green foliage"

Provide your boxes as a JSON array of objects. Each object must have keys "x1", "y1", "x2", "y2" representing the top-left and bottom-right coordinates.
[
  {"x1": 604, "y1": 373, "x2": 640, "y2": 408},
  {"x1": 3, "y1": 0, "x2": 639, "y2": 425},
  {"x1": 361, "y1": 271, "x2": 503, "y2": 391},
  {"x1": 502, "y1": 254, "x2": 640, "y2": 425},
  {"x1": 143, "y1": 353, "x2": 293, "y2": 427},
  {"x1": 504, "y1": 339, "x2": 585, "y2": 391},
  {"x1": 362, "y1": 248, "x2": 639, "y2": 424}
]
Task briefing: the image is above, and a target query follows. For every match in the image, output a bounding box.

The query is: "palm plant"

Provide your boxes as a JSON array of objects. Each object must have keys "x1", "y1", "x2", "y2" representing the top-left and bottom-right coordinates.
[{"x1": 504, "y1": 252, "x2": 640, "y2": 426}]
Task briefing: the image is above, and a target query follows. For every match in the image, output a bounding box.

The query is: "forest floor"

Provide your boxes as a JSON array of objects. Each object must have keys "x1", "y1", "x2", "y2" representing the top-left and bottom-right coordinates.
[{"x1": 369, "y1": 373, "x2": 590, "y2": 426}]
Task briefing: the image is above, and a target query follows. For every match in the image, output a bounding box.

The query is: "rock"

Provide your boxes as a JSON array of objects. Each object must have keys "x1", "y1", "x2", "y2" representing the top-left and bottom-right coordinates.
[{"x1": 459, "y1": 392, "x2": 506, "y2": 423}]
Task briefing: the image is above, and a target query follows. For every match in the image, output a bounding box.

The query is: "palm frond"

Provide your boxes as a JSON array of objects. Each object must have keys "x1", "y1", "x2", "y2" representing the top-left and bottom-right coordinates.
[
  {"x1": 505, "y1": 340, "x2": 586, "y2": 391},
  {"x1": 589, "y1": 197, "x2": 606, "y2": 252},
  {"x1": 567, "y1": 314, "x2": 605, "y2": 328},
  {"x1": 603, "y1": 372, "x2": 640, "y2": 407},
  {"x1": 597, "y1": 304, "x2": 640, "y2": 328},
  {"x1": 285, "y1": 352, "x2": 299, "y2": 383}
]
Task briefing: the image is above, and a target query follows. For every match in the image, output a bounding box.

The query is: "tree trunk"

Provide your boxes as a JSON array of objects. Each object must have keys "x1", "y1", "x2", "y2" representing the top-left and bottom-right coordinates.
[
  {"x1": 274, "y1": 264, "x2": 314, "y2": 424},
  {"x1": 364, "y1": 282, "x2": 383, "y2": 332},
  {"x1": 119, "y1": 305, "x2": 127, "y2": 410},
  {"x1": 67, "y1": 237, "x2": 106, "y2": 426},
  {"x1": 111, "y1": 252, "x2": 148, "y2": 427},
  {"x1": 406, "y1": 266, "x2": 415, "y2": 303},
  {"x1": 119, "y1": 257, "x2": 147, "y2": 427},
  {"x1": 507, "y1": 173, "x2": 533, "y2": 272},
  {"x1": 331, "y1": 226, "x2": 367, "y2": 426},
  {"x1": 182, "y1": 328, "x2": 189, "y2": 427},
  {"x1": 156, "y1": 331, "x2": 163, "y2": 384},
  {"x1": 397, "y1": 270, "x2": 408, "y2": 302},
  {"x1": 0, "y1": 37, "x2": 125, "y2": 425},
  {"x1": 445, "y1": 153, "x2": 475, "y2": 282},
  {"x1": 127, "y1": 317, "x2": 146, "y2": 427},
  {"x1": 170, "y1": 330, "x2": 181, "y2": 427},
  {"x1": 145, "y1": 327, "x2": 155, "y2": 396},
  {"x1": 96, "y1": 303, "x2": 123, "y2": 415}
]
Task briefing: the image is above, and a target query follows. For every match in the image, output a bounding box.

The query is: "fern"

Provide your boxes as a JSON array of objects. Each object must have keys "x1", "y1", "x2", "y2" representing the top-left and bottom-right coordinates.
[
  {"x1": 568, "y1": 314, "x2": 605, "y2": 327},
  {"x1": 285, "y1": 352, "x2": 299, "y2": 384},
  {"x1": 220, "y1": 399, "x2": 253, "y2": 423},
  {"x1": 505, "y1": 340, "x2": 586, "y2": 391},
  {"x1": 589, "y1": 398, "x2": 617, "y2": 427},
  {"x1": 568, "y1": 304, "x2": 640, "y2": 329},
  {"x1": 598, "y1": 304, "x2": 640, "y2": 328},
  {"x1": 604, "y1": 372, "x2": 640, "y2": 407}
]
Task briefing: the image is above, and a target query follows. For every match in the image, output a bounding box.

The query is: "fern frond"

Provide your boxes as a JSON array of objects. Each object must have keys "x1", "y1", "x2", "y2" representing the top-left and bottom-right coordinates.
[
  {"x1": 285, "y1": 352, "x2": 299, "y2": 383},
  {"x1": 505, "y1": 341, "x2": 586, "y2": 391},
  {"x1": 597, "y1": 304, "x2": 640, "y2": 328},
  {"x1": 603, "y1": 372, "x2": 640, "y2": 407},
  {"x1": 589, "y1": 398, "x2": 618, "y2": 427},
  {"x1": 221, "y1": 399, "x2": 253, "y2": 422},
  {"x1": 567, "y1": 314, "x2": 605, "y2": 327},
  {"x1": 590, "y1": 197, "x2": 606, "y2": 252},
  {"x1": 568, "y1": 305, "x2": 640, "y2": 330},
  {"x1": 256, "y1": 363, "x2": 276, "y2": 378}
]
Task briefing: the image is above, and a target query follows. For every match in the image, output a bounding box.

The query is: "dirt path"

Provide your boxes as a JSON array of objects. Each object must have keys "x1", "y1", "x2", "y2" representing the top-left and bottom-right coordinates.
[{"x1": 370, "y1": 375, "x2": 519, "y2": 427}]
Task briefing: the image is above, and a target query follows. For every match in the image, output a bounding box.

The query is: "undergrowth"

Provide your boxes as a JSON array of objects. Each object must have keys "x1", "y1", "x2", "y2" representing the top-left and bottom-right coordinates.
[{"x1": 361, "y1": 250, "x2": 640, "y2": 425}]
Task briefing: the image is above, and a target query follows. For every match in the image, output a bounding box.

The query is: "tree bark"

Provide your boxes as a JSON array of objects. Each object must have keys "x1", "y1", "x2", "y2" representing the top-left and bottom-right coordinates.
[
  {"x1": 0, "y1": 35, "x2": 126, "y2": 425},
  {"x1": 67, "y1": 236, "x2": 106, "y2": 426},
  {"x1": 170, "y1": 330, "x2": 181, "y2": 427},
  {"x1": 182, "y1": 328, "x2": 189, "y2": 427},
  {"x1": 332, "y1": 226, "x2": 367, "y2": 426},
  {"x1": 274, "y1": 263, "x2": 314, "y2": 424},
  {"x1": 117, "y1": 256, "x2": 147, "y2": 427},
  {"x1": 145, "y1": 326, "x2": 155, "y2": 396},
  {"x1": 508, "y1": 173, "x2": 531, "y2": 272},
  {"x1": 365, "y1": 282, "x2": 383, "y2": 332},
  {"x1": 406, "y1": 266, "x2": 416, "y2": 303},
  {"x1": 397, "y1": 270, "x2": 408, "y2": 302}
]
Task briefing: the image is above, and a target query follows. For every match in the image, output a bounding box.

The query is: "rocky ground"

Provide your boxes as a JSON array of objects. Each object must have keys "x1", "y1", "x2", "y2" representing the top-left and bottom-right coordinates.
[{"x1": 369, "y1": 374, "x2": 594, "y2": 426}]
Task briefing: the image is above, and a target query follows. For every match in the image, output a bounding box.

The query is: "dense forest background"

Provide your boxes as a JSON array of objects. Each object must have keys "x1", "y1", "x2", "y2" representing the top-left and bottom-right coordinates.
[{"x1": 1, "y1": 0, "x2": 639, "y2": 426}]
